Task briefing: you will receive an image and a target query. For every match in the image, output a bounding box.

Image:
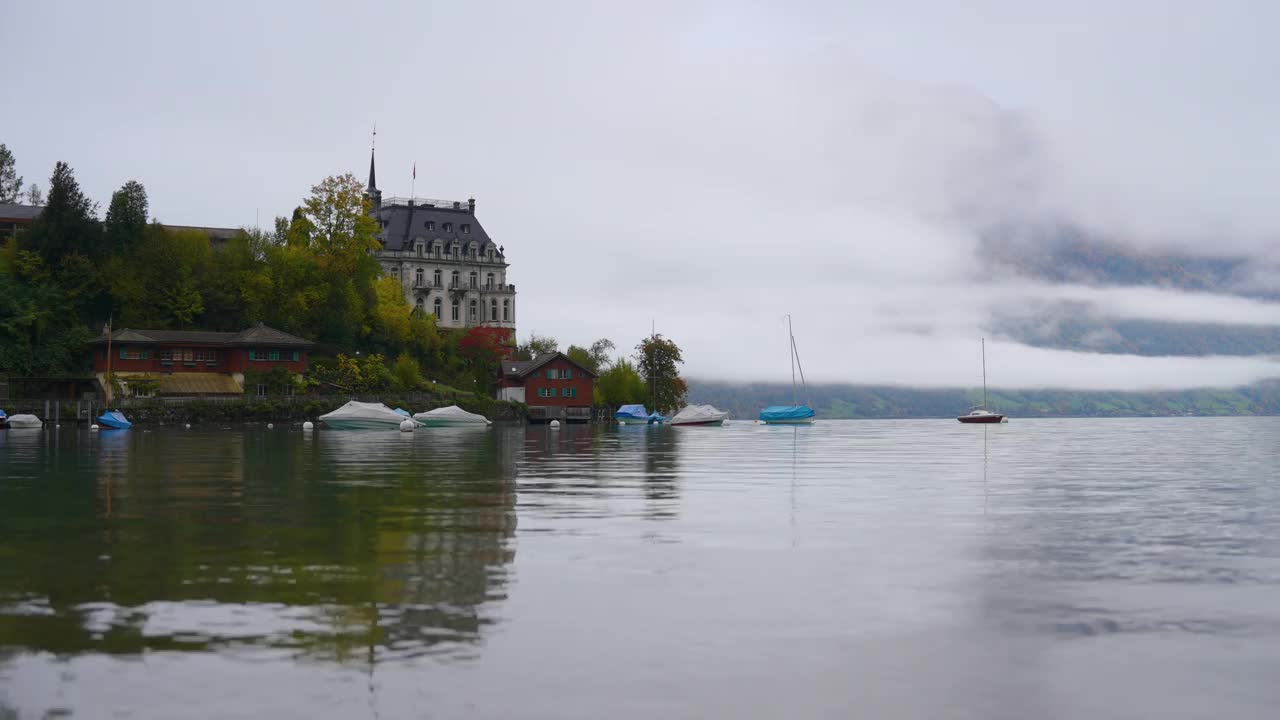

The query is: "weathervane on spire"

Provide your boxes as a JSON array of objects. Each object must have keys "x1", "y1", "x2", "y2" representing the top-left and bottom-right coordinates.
[{"x1": 371, "y1": 121, "x2": 377, "y2": 150}]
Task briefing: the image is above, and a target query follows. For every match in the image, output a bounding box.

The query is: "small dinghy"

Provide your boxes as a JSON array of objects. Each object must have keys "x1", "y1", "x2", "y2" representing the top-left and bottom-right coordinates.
[
  {"x1": 614, "y1": 404, "x2": 650, "y2": 425},
  {"x1": 97, "y1": 410, "x2": 132, "y2": 430},
  {"x1": 5, "y1": 414, "x2": 42, "y2": 429}
]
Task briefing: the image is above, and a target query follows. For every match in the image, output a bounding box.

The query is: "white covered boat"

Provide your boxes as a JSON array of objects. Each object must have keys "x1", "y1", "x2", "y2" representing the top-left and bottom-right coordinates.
[
  {"x1": 319, "y1": 401, "x2": 415, "y2": 430},
  {"x1": 670, "y1": 405, "x2": 729, "y2": 426},
  {"x1": 5, "y1": 414, "x2": 43, "y2": 429},
  {"x1": 412, "y1": 405, "x2": 492, "y2": 427}
]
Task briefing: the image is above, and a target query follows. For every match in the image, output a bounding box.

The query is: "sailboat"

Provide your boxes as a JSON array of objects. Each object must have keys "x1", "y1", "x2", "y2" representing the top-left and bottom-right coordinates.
[
  {"x1": 759, "y1": 315, "x2": 816, "y2": 424},
  {"x1": 958, "y1": 338, "x2": 1006, "y2": 424},
  {"x1": 97, "y1": 318, "x2": 133, "y2": 430}
]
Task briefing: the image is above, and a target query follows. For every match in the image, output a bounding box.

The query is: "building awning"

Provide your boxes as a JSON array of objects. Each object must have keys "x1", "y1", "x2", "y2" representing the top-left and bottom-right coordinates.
[{"x1": 157, "y1": 373, "x2": 243, "y2": 396}]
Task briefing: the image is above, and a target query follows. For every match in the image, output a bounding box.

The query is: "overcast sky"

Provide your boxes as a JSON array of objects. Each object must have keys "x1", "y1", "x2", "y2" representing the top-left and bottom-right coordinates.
[{"x1": 5, "y1": 1, "x2": 1279, "y2": 390}]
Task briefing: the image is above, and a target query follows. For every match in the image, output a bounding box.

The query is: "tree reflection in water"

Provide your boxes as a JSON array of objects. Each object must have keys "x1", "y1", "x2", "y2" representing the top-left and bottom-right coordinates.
[{"x1": 0, "y1": 426, "x2": 518, "y2": 665}]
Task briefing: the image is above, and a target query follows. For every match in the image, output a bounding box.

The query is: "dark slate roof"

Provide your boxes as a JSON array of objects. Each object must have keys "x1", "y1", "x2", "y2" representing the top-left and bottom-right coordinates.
[
  {"x1": 510, "y1": 352, "x2": 598, "y2": 379},
  {"x1": 502, "y1": 359, "x2": 534, "y2": 377},
  {"x1": 92, "y1": 324, "x2": 312, "y2": 347},
  {"x1": 228, "y1": 324, "x2": 313, "y2": 346},
  {"x1": 0, "y1": 203, "x2": 42, "y2": 221},
  {"x1": 374, "y1": 202, "x2": 498, "y2": 253}
]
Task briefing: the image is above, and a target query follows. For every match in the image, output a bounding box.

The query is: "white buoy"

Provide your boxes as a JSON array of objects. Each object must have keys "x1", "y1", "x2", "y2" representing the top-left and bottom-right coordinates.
[
  {"x1": 90, "y1": 424, "x2": 99, "y2": 431},
  {"x1": 303, "y1": 421, "x2": 314, "y2": 431},
  {"x1": 549, "y1": 419, "x2": 561, "y2": 429},
  {"x1": 399, "y1": 419, "x2": 415, "y2": 432},
  {"x1": 184, "y1": 423, "x2": 191, "y2": 429},
  {"x1": 267, "y1": 423, "x2": 274, "y2": 429}
]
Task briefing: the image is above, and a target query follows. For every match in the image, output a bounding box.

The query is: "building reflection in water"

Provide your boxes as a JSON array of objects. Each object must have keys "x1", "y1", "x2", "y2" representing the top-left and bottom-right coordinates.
[
  {"x1": 518, "y1": 423, "x2": 682, "y2": 522},
  {"x1": 0, "y1": 427, "x2": 518, "y2": 665}
]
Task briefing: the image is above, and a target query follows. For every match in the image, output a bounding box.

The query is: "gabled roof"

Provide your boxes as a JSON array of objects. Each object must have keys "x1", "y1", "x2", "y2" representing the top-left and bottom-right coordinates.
[
  {"x1": 91, "y1": 324, "x2": 313, "y2": 347},
  {"x1": 228, "y1": 324, "x2": 313, "y2": 346},
  {"x1": 504, "y1": 352, "x2": 598, "y2": 379}
]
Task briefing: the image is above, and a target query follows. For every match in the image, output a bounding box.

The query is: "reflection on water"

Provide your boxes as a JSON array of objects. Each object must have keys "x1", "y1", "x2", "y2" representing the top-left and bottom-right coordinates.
[
  {"x1": 3, "y1": 419, "x2": 1280, "y2": 719},
  {"x1": 0, "y1": 427, "x2": 517, "y2": 664}
]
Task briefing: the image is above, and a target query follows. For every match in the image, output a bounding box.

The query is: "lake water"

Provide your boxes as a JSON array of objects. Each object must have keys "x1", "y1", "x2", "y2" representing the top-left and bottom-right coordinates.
[{"x1": 1, "y1": 418, "x2": 1278, "y2": 719}]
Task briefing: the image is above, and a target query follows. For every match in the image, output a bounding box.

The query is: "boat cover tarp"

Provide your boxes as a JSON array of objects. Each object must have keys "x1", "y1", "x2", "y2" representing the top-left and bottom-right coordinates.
[
  {"x1": 670, "y1": 405, "x2": 728, "y2": 424},
  {"x1": 320, "y1": 401, "x2": 406, "y2": 425},
  {"x1": 98, "y1": 411, "x2": 132, "y2": 430},
  {"x1": 0, "y1": 409, "x2": 7, "y2": 421},
  {"x1": 6, "y1": 414, "x2": 41, "y2": 428},
  {"x1": 412, "y1": 405, "x2": 491, "y2": 425},
  {"x1": 614, "y1": 404, "x2": 649, "y2": 419},
  {"x1": 393, "y1": 408, "x2": 411, "y2": 417},
  {"x1": 759, "y1": 405, "x2": 815, "y2": 422},
  {"x1": 647, "y1": 412, "x2": 667, "y2": 423}
]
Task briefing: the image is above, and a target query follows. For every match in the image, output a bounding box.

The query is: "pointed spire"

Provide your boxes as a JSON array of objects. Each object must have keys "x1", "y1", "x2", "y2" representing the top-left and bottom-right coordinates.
[{"x1": 367, "y1": 123, "x2": 378, "y2": 191}]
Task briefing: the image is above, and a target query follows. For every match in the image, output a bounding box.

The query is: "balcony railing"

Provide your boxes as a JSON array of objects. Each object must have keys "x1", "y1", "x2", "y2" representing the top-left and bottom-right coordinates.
[{"x1": 382, "y1": 196, "x2": 472, "y2": 211}]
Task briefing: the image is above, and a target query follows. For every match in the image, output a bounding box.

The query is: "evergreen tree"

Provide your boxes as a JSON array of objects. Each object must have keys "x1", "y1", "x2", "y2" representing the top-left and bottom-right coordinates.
[
  {"x1": 0, "y1": 143, "x2": 22, "y2": 202},
  {"x1": 104, "y1": 180, "x2": 149, "y2": 254},
  {"x1": 25, "y1": 162, "x2": 100, "y2": 261}
]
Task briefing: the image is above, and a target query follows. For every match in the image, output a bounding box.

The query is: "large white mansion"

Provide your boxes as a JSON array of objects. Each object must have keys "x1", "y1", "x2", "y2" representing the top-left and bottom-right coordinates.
[{"x1": 365, "y1": 149, "x2": 516, "y2": 332}]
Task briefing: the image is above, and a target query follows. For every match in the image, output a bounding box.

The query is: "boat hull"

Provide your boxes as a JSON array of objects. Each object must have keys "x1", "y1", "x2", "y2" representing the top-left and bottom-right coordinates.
[
  {"x1": 417, "y1": 419, "x2": 488, "y2": 427},
  {"x1": 321, "y1": 419, "x2": 409, "y2": 430},
  {"x1": 762, "y1": 417, "x2": 816, "y2": 425},
  {"x1": 957, "y1": 414, "x2": 1005, "y2": 424},
  {"x1": 615, "y1": 417, "x2": 650, "y2": 425},
  {"x1": 671, "y1": 419, "x2": 725, "y2": 426}
]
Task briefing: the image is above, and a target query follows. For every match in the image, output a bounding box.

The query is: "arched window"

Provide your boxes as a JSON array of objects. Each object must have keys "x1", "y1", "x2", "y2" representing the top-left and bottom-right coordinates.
[
  {"x1": 490, "y1": 299, "x2": 498, "y2": 321},
  {"x1": 486, "y1": 272, "x2": 495, "y2": 289},
  {"x1": 433, "y1": 269, "x2": 442, "y2": 287},
  {"x1": 415, "y1": 268, "x2": 424, "y2": 286},
  {"x1": 433, "y1": 297, "x2": 442, "y2": 318},
  {"x1": 469, "y1": 271, "x2": 478, "y2": 288},
  {"x1": 414, "y1": 297, "x2": 424, "y2": 312},
  {"x1": 450, "y1": 270, "x2": 460, "y2": 288},
  {"x1": 503, "y1": 299, "x2": 510, "y2": 322},
  {"x1": 469, "y1": 299, "x2": 478, "y2": 321},
  {"x1": 451, "y1": 299, "x2": 460, "y2": 322}
]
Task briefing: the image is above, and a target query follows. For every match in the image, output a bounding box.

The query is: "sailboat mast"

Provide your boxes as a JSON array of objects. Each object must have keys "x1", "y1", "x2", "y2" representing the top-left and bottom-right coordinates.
[
  {"x1": 787, "y1": 315, "x2": 796, "y2": 406},
  {"x1": 105, "y1": 318, "x2": 113, "y2": 408},
  {"x1": 981, "y1": 337, "x2": 988, "y2": 410}
]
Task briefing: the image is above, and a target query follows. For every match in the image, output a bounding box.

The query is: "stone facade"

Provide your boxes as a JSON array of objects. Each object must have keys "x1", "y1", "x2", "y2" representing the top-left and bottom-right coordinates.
[{"x1": 365, "y1": 149, "x2": 516, "y2": 333}]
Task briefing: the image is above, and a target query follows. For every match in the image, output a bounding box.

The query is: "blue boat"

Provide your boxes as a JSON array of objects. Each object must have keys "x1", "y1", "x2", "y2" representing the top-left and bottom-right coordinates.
[
  {"x1": 759, "y1": 405, "x2": 816, "y2": 424},
  {"x1": 647, "y1": 411, "x2": 667, "y2": 425},
  {"x1": 759, "y1": 315, "x2": 816, "y2": 425},
  {"x1": 97, "y1": 410, "x2": 132, "y2": 430},
  {"x1": 0, "y1": 408, "x2": 6, "y2": 428},
  {"x1": 614, "y1": 404, "x2": 650, "y2": 425}
]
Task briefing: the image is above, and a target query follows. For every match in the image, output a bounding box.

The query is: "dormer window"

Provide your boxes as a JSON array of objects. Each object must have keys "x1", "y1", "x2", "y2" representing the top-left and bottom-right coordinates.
[
  {"x1": 415, "y1": 242, "x2": 423, "y2": 258},
  {"x1": 461, "y1": 224, "x2": 470, "y2": 234},
  {"x1": 443, "y1": 222, "x2": 453, "y2": 233},
  {"x1": 425, "y1": 220, "x2": 434, "y2": 231}
]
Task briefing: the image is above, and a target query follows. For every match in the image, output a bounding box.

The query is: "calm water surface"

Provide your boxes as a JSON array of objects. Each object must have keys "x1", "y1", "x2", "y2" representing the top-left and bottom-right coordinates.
[{"x1": 1, "y1": 419, "x2": 1278, "y2": 719}]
